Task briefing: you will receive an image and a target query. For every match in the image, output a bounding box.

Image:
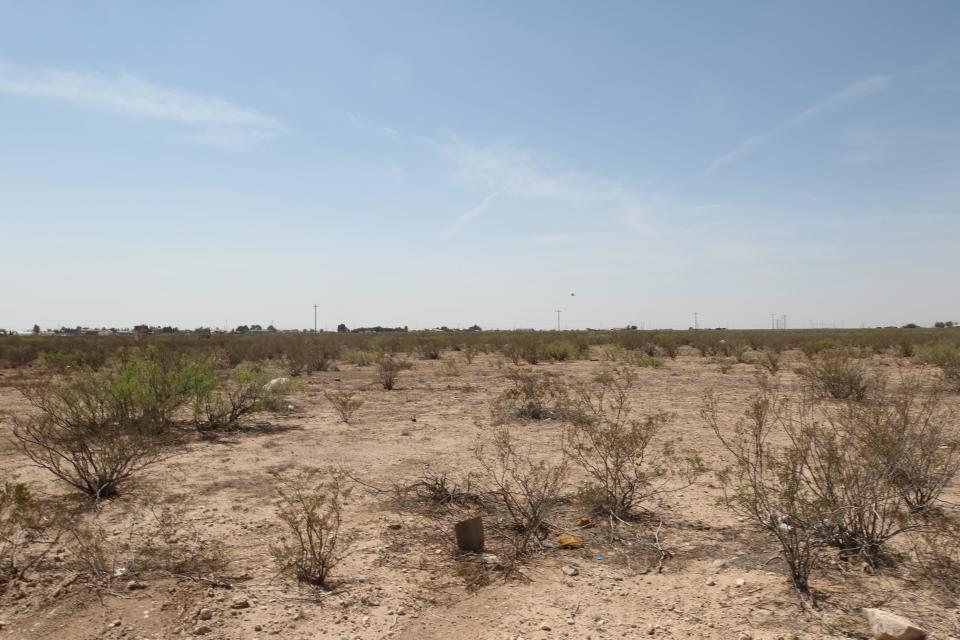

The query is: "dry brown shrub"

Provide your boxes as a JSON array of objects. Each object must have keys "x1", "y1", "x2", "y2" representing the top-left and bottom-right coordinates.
[
  {"x1": 475, "y1": 428, "x2": 567, "y2": 557},
  {"x1": 324, "y1": 389, "x2": 364, "y2": 423},
  {"x1": 270, "y1": 468, "x2": 351, "y2": 587},
  {"x1": 565, "y1": 367, "x2": 702, "y2": 518}
]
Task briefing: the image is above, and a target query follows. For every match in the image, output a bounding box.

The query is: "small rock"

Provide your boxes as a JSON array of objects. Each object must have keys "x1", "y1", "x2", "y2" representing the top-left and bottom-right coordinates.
[
  {"x1": 108, "y1": 619, "x2": 122, "y2": 628},
  {"x1": 735, "y1": 578, "x2": 746, "y2": 587},
  {"x1": 863, "y1": 608, "x2": 927, "y2": 640},
  {"x1": 705, "y1": 577, "x2": 717, "y2": 586},
  {"x1": 576, "y1": 517, "x2": 591, "y2": 527},
  {"x1": 197, "y1": 608, "x2": 213, "y2": 620},
  {"x1": 231, "y1": 597, "x2": 250, "y2": 609},
  {"x1": 387, "y1": 523, "x2": 402, "y2": 530},
  {"x1": 126, "y1": 580, "x2": 147, "y2": 591},
  {"x1": 540, "y1": 623, "x2": 551, "y2": 631},
  {"x1": 193, "y1": 625, "x2": 213, "y2": 636},
  {"x1": 562, "y1": 565, "x2": 579, "y2": 577}
]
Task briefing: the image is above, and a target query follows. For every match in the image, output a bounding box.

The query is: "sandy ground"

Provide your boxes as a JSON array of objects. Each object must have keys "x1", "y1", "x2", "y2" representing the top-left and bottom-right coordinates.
[{"x1": 0, "y1": 349, "x2": 957, "y2": 640}]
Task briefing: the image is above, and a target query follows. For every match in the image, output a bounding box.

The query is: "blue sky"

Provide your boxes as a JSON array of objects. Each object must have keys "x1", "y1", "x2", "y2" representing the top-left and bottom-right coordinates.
[{"x1": 1, "y1": 1, "x2": 958, "y2": 331}]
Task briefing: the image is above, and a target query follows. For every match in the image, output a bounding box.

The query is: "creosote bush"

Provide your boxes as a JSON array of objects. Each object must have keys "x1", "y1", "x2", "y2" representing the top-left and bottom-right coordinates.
[
  {"x1": 0, "y1": 482, "x2": 62, "y2": 585},
  {"x1": 376, "y1": 355, "x2": 409, "y2": 390},
  {"x1": 703, "y1": 374, "x2": 960, "y2": 598},
  {"x1": 798, "y1": 350, "x2": 875, "y2": 401},
  {"x1": 192, "y1": 363, "x2": 288, "y2": 432},
  {"x1": 13, "y1": 365, "x2": 176, "y2": 500},
  {"x1": 271, "y1": 468, "x2": 351, "y2": 587},
  {"x1": 915, "y1": 342, "x2": 960, "y2": 391},
  {"x1": 490, "y1": 370, "x2": 570, "y2": 423},
  {"x1": 565, "y1": 367, "x2": 701, "y2": 517},
  {"x1": 324, "y1": 389, "x2": 364, "y2": 423},
  {"x1": 475, "y1": 428, "x2": 567, "y2": 557},
  {"x1": 701, "y1": 379, "x2": 824, "y2": 601}
]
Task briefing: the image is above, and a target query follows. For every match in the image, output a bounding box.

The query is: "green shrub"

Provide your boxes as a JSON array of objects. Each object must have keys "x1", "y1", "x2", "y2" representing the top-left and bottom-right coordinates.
[
  {"x1": 798, "y1": 351, "x2": 875, "y2": 401},
  {"x1": 192, "y1": 363, "x2": 288, "y2": 432},
  {"x1": 624, "y1": 352, "x2": 663, "y2": 368},
  {"x1": 565, "y1": 367, "x2": 700, "y2": 517},
  {"x1": 0, "y1": 482, "x2": 62, "y2": 584},
  {"x1": 345, "y1": 350, "x2": 378, "y2": 367},
  {"x1": 491, "y1": 371, "x2": 570, "y2": 422},
  {"x1": 13, "y1": 367, "x2": 174, "y2": 499},
  {"x1": 543, "y1": 340, "x2": 585, "y2": 362},
  {"x1": 915, "y1": 342, "x2": 960, "y2": 391}
]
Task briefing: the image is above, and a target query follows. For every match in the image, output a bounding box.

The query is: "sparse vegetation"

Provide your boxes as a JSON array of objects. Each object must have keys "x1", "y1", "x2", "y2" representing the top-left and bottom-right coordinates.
[
  {"x1": 490, "y1": 370, "x2": 570, "y2": 422},
  {"x1": 192, "y1": 363, "x2": 288, "y2": 432},
  {"x1": 376, "y1": 355, "x2": 408, "y2": 390},
  {"x1": 271, "y1": 468, "x2": 351, "y2": 587},
  {"x1": 13, "y1": 365, "x2": 175, "y2": 499},
  {"x1": 475, "y1": 428, "x2": 567, "y2": 556},
  {"x1": 565, "y1": 367, "x2": 701, "y2": 518},
  {"x1": 324, "y1": 389, "x2": 364, "y2": 423},
  {"x1": 798, "y1": 350, "x2": 875, "y2": 401}
]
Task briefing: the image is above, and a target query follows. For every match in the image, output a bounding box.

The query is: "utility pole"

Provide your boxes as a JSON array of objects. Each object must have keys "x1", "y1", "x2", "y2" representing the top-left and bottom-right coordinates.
[
  {"x1": 555, "y1": 310, "x2": 562, "y2": 331},
  {"x1": 313, "y1": 304, "x2": 318, "y2": 333},
  {"x1": 694, "y1": 312, "x2": 699, "y2": 330}
]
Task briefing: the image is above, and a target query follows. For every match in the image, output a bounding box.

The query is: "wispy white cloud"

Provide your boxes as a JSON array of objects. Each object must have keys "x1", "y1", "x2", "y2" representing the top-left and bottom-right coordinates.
[
  {"x1": 344, "y1": 111, "x2": 399, "y2": 140},
  {"x1": 789, "y1": 75, "x2": 891, "y2": 124},
  {"x1": 0, "y1": 61, "x2": 283, "y2": 145},
  {"x1": 431, "y1": 139, "x2": 655, "y2": 235},
  {"x1": 842, "y1": 127, "x2": 960, "y2": 163},
  {"x1": 340, "y1": 115, "x2": 653, "y2": 237},
  {"x1": 705, "y1": 75, "x2": 893, "y2": 174},
  {"x1": 440, "y1": 190, "x2": 502, "y2": 238}
]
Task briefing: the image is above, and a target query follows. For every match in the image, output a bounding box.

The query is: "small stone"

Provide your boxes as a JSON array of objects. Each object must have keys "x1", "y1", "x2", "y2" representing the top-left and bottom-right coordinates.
[
  {"x1": 193, "y1": 625, "x2": 213, "y2": 636},
  {"x1": 863, "y1": 608, "x2": 927, "y2": 640},
  {"x1": 231, "y1": 597, "x2": 250, "y2": 609},
  {"x1": 735, "y1": 578, "x2": 746, "y2": 587},
  {"x1": 108, "y1": 619, "x2": 122, "y2": 628},
  {"x1": 562, "y1": 565, "x2": 579, "y2": 577},
  {"x1": 540, "y1": 623, "x2": 551, "y2": 631},
  {"x1": 705, "y1": 577, "x2": 717, "y2": 586},
  {"x1": 387, "y1": 523, "x2": 402, "y2": 530},
  {"x1": 396, "y1": 606, "x2": 406, "y2": 616},
  {"x1": 254, "y1": 625, "x2": 262, "y2": 631},
  {"x1": 126, "y1": 580, "x2": 147, "y2": 591},
  {"x1": 646, "y1": 625, "x2": 657, "y2": 635},
  {"x1": 197, "y1": 608, "x2": 213, "y2": 620}
]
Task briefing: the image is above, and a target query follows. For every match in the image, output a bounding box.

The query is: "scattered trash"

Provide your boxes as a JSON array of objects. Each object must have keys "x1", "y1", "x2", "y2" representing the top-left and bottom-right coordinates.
[
  {"x1": 263, "y1": 377, "x2": 288, "y2": 391},
  {"x1": 556, "y1": 534, "x2": 584, "y2": 549},
  {"x1": 593, "y1": 555, "x2": 604, "y2": 561},
  {"x1": 480, "y1": 553, "x2": 501, "y2": 565}
]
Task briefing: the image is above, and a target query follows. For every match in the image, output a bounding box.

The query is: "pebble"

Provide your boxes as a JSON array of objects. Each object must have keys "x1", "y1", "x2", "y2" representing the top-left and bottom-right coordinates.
[
  {"x1": 562, "y1": 565, "x2": 579, "y2": 577},
  {"x1": 539, "y1": 623, "x2": 551, "y2": 631},
  {"x1": 127, "y1": 580, "x2": 147, "y2": 591},
  {"x1": 197, "y1": 608, "x2": 213, "y2": 621}
]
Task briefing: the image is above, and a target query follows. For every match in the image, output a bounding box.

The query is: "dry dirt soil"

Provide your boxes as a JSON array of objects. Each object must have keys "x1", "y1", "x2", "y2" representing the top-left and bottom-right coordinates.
[{"x1": 0, "y1": 349, "x2": 958, "y2": 640}]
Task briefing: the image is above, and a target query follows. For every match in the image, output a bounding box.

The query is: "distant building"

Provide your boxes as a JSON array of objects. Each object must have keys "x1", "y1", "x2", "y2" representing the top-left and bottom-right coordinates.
[{"x1": 133, "y1": 325, "x2": 150, "y2": 340}]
